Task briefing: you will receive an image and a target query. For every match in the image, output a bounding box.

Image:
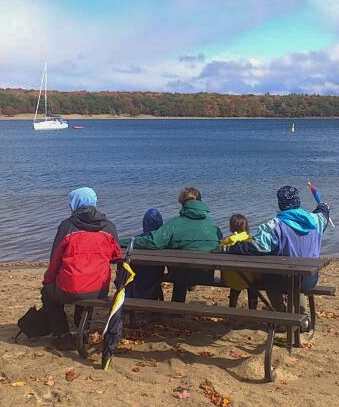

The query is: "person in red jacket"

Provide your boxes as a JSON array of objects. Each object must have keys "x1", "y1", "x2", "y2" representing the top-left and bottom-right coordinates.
[{"x1": 41, "y1": 187, "x2": 122, "y2": 350}]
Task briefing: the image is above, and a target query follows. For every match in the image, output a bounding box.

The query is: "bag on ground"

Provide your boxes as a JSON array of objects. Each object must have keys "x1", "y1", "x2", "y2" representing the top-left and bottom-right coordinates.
[{"x1": 16, "y1": 306, "x2": 51, "y2": 338}]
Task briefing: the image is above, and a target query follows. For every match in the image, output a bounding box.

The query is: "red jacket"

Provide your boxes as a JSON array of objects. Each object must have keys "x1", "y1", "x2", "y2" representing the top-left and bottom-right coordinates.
[{"x1": 43, "y1": 206, "x2": 122, "y2": 294}]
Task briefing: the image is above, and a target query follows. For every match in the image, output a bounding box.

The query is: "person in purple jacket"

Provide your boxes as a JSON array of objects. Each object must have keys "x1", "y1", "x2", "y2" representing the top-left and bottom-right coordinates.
[{"x1": 213, "y1": 185, "x2": 329, "y2": 328}]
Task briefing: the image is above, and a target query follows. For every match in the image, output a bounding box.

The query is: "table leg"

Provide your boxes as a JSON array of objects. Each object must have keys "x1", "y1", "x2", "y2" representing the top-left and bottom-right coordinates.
[
  {"x1": 286, "y1": 275, "x2": 294, "y2": 353},
  {"x1": 293, "y1": 275, "x2": 301, "y2": 347}
]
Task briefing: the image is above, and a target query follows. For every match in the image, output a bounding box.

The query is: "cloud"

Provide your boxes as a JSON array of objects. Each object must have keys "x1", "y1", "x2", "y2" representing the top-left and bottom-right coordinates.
[
  {"x1": 179, "y1": 54, "x2": 205, "y2": 64},
  {"x1": 0, "y1": 0, "x2": 338, "y2": 94},
  {"x1": 162, "y1": 46, "x2": 339, "y2": 95}
]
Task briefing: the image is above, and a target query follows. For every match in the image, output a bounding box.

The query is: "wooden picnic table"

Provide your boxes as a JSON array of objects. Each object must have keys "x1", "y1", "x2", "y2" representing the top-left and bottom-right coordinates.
[
  {"x1": 122, "y1": 248, "x2": 330, "y2": 348},
  {"x1": 71, "y1": 250, "x2": 330, "y2": 381}
]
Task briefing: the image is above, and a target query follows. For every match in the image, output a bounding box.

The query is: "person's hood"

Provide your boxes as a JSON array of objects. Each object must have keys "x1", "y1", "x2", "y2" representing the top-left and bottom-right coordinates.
[
  {"x1": 277, "y1": 208, "x2": 317, "y2": 235},
  {"x1": 179, "y1": 199, "x2": 210, "y2": 220},
  {"x1": 70, "y1": 206, "x2": 107, "y2": 231},
  {"x1": 142, "y1": 208, "x2": 163, "y2": 234},
  {"x1": 69, "y1": 187, "x2": 97, "y2": 211}
]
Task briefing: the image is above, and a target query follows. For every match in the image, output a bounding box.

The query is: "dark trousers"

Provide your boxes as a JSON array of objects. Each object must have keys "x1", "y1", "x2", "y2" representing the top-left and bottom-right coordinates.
[
  {"x1": 171, "y1": 282, "x2": 188, "y2": 303},
  {"x1": 41, "y1": 283, "x2": 108, "y2": 336}
]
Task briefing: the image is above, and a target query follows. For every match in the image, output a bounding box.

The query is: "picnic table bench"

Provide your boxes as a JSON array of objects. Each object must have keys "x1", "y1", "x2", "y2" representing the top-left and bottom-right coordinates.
[{"x1": 71, "y1": 249, "x2": 332, "y2": 382}]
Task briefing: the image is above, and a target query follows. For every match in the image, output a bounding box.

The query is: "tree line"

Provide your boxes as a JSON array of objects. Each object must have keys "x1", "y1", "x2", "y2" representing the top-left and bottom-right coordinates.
[{"x1": 0, "y1": 88, "x2": 339, "y2": 117}]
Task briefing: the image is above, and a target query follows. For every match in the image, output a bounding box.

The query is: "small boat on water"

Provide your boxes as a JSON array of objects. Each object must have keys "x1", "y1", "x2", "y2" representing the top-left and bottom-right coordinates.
[
  {"x1": 33, "y1": 63, "x2": 68, "y2": 131},
  {"x1": 72, "y1": 125, "x2": 84, "y2": 129}
]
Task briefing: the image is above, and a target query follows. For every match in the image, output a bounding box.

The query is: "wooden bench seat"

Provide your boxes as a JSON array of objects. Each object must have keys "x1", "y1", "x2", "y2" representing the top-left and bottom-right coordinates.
[
  {"x1": 72, "y1": 297, "x2": 308, "y2": 382},
  {"x1": 159, "y1": 274, "x2": 336, "y2": 335}
]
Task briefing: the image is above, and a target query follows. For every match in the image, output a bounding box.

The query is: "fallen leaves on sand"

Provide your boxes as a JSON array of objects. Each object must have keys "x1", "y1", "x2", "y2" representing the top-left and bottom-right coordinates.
[
  {"x1": 32, "y1": 351, "x2": 45, "y2": 358},
  {"x1": 120, "y1": 337, "x2": 143, "y2": 346},
  {"x1": 136, "y1": 358, "x2": 158, "y2": 368},
  {"x1": 10, "y1": 381, "x2": 26, "y2": 387},
  {"x1": 173, "y1": 386, "x2": 190, "y2": 399},
  {"x1": 199, "y1": 379, "x2": 232, "y2": 406},
  {"x1": 44, "y1": 375, "x2": 54, "y2": 386},
  {"x1": 65, "y1": 369, "x2": 79, "y2": 382},
  {"x1": 301, "y1": 341, "x2": 313, "y2": 349},
  {"x1": 167, "y1": 372, "x2": 187, "y2": 379},
  {"x1": 88, "y1": 331, "x2": 103, "y2": 345},
  {"x1": 0, "y1": 373, "x2": 10, "y2": 385},
  {"x1": 87, "y1": 374, "x2": 103, "y2": 382},
  {"x1": 317, "y1": 311, "x2": 339, "y2": 320},
  {"x1": 198, "y1": 351, "x2": 215, "y2": 358},
  {"x1": 229, "y1": 349, "x2": 248, "y2": 359}
]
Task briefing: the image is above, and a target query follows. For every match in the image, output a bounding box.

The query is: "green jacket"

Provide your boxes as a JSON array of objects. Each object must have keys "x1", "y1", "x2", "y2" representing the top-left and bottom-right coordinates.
[
  {"x1": 120, "y1": 200, "x2": 222, "y2": 286},
  {"x1": 121, "y1": 199, "x2": 222, "y2": 250}
]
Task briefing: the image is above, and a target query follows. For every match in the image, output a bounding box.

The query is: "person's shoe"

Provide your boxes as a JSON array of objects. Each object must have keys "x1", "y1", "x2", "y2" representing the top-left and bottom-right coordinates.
[{"x1": 51, "y1": 333, "x2": 76, "y2": 351}]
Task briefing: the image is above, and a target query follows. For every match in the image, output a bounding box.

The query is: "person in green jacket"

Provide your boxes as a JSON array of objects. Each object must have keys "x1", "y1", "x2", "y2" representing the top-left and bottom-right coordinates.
[{"x1": 121, "y1": 186, "x2": 223, "y2": 302}]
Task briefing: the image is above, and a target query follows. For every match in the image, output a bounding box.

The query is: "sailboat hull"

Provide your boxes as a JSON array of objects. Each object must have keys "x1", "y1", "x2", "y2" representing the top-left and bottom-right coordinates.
[
  {"x1": 33, "y1": 63, "x2": 68, "y2": 131},
  {"x1": 33, "y1": 119, "x2": 68, "y2": 130}
]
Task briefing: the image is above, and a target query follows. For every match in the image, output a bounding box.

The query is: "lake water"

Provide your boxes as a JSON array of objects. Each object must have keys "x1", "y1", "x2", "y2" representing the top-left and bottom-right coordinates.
[{"x1": 1, "y1": 118, "x2": 338, "y2": 262}]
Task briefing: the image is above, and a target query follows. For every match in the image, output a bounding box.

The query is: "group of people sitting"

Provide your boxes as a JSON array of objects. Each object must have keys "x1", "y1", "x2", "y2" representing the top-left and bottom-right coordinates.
[{"x1": 40, "y1": 184, "x2": 330, "y2": 350}]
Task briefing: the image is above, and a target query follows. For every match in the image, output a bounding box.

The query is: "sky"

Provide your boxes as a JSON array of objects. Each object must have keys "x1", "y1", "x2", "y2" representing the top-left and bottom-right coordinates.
[{"x1": 1, "y1": 0, "x2": 339, "y2": 95}]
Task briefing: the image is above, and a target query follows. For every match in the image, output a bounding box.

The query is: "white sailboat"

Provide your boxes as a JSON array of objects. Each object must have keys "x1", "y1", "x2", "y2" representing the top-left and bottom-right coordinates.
[{"x1": 33, "y1": 63, "x2": 68, "y2": 130}]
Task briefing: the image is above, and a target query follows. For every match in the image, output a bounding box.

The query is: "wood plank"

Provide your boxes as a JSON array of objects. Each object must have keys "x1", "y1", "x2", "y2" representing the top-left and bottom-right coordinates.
[
  {"x1": 305, "y1": 285, "x2": 336, "y2": 296},
  {"x1": 72, "y1": 298, "x2": 307, "y2": 326},
  {"x1": 121, "y1": 249, "x2": 330, "y2": 276},
  {"x1": 123, "y1": 254, "x2": 326, "y2": 275},
  {"x1": 124, "y1": 249, "x2": 328, "y2": 266}
]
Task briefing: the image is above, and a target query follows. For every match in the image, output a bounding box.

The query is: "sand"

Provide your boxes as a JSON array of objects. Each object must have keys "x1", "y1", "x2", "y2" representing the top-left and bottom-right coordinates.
[{"x1": 0, "y1": 260, "x2": 338, "y2": 407}]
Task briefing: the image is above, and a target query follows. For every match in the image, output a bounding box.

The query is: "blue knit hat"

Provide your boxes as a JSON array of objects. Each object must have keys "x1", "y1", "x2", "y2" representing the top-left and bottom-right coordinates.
[
  {"x1": 142, "y1": 208, "x2": 163, "y2": 234},
  {"x1": 277, "y1": 185, "x2": 301, "y2": 211},
  {"x1": 69, "y1": 187, "x2": 97, "y2": 211}
]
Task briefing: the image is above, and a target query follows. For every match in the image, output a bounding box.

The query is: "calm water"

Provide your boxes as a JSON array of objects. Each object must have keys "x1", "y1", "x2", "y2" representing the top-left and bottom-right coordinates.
[{"x1": 1, "y1": 118, "x2": 338, "y2": 262}]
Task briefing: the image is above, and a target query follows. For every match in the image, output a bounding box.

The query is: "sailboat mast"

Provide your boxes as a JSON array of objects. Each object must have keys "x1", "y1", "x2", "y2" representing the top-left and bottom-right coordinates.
[
  {"x1": 44, "y1": 62, "x2": 48, "y2": 119},
  {"x1": 34, "y1": 63, "x2": 46, "y2": 121}
]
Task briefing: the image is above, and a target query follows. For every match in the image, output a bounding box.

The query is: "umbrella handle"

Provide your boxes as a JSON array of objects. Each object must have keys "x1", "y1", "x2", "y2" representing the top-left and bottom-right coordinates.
[{"x1": 125, "y1": 237, "x2": 135, "y2": 263}]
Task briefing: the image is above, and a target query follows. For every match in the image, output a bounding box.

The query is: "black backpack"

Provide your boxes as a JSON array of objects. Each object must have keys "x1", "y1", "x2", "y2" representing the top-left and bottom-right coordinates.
[{"x1": 15, "y1": 306, "x2": 51, "y2": 340}]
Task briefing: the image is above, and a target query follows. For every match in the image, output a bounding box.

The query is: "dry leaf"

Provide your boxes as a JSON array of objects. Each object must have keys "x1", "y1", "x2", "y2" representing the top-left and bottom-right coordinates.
[
  {"x1": 136, "y1": 359, "x2": 158, "y2": 367},
  {"x1": 199, "y1": 379, "x2": 232, "y2": 406},
  {"x1": 168, "y1": 372, "x2": 187, "y2": 379},
  {"x1": 28, "y1": 375, "x2": 40, "y2": 382},
  {"x1": 0, "y1": 375, "x2": 10, "y2": 385},
  {"x1": 32, "y1": 351, "x2": 45, "y2": 358},
  {"x1": 317, "y1": 311, "x2": 338, "y2": 319},
  {"x1": 65, "y1": 369, "x2": 79, "y2": 382},
  {"x1": 301, "y1": 341, "x2": 313, "y2": 349},
  {"x1": 229, "y1": 349, "x2": 248, "y2": 359},
  {"x1": 10, "y1": 381, "x2": 26, "y2": 387},
  {"x1": 87, "y1": 375, "x2": 103, "y2": 382},
  {"x1": 174, "y1": 389, "x2": 190, "y2": 399},
  {"x1": 88, "y1": 331, "x2": 103, "y2": 345},
  {"x1": 44, "y1": 376, "x2": 54, "y2": 386},
  {"x1": 198, "y1": 351, "x2": 215, "y2": 358}
]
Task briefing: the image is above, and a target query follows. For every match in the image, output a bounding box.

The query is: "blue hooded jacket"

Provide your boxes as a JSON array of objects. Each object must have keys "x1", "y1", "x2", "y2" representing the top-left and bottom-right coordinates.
[{"x1": 227, "y1": 203, "x2": 329, "y2": 258}]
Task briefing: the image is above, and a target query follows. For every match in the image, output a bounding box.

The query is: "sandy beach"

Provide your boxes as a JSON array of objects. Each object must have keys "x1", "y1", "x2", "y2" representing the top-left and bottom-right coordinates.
[{"x1": 0, "y1": 260, "x2": 338, "y2": 406}]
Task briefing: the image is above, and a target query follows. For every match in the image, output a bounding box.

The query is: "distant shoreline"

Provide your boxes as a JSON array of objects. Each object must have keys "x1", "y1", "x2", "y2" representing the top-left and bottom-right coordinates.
[{"x1": 1, "y1": 114, "x2": 338, "y2": 121}]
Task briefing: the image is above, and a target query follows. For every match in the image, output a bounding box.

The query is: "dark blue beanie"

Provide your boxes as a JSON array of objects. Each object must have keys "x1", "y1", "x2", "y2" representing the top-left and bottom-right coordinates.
[{"x1": 277, "y1": 185, "x2": 301, "y2": 210}]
